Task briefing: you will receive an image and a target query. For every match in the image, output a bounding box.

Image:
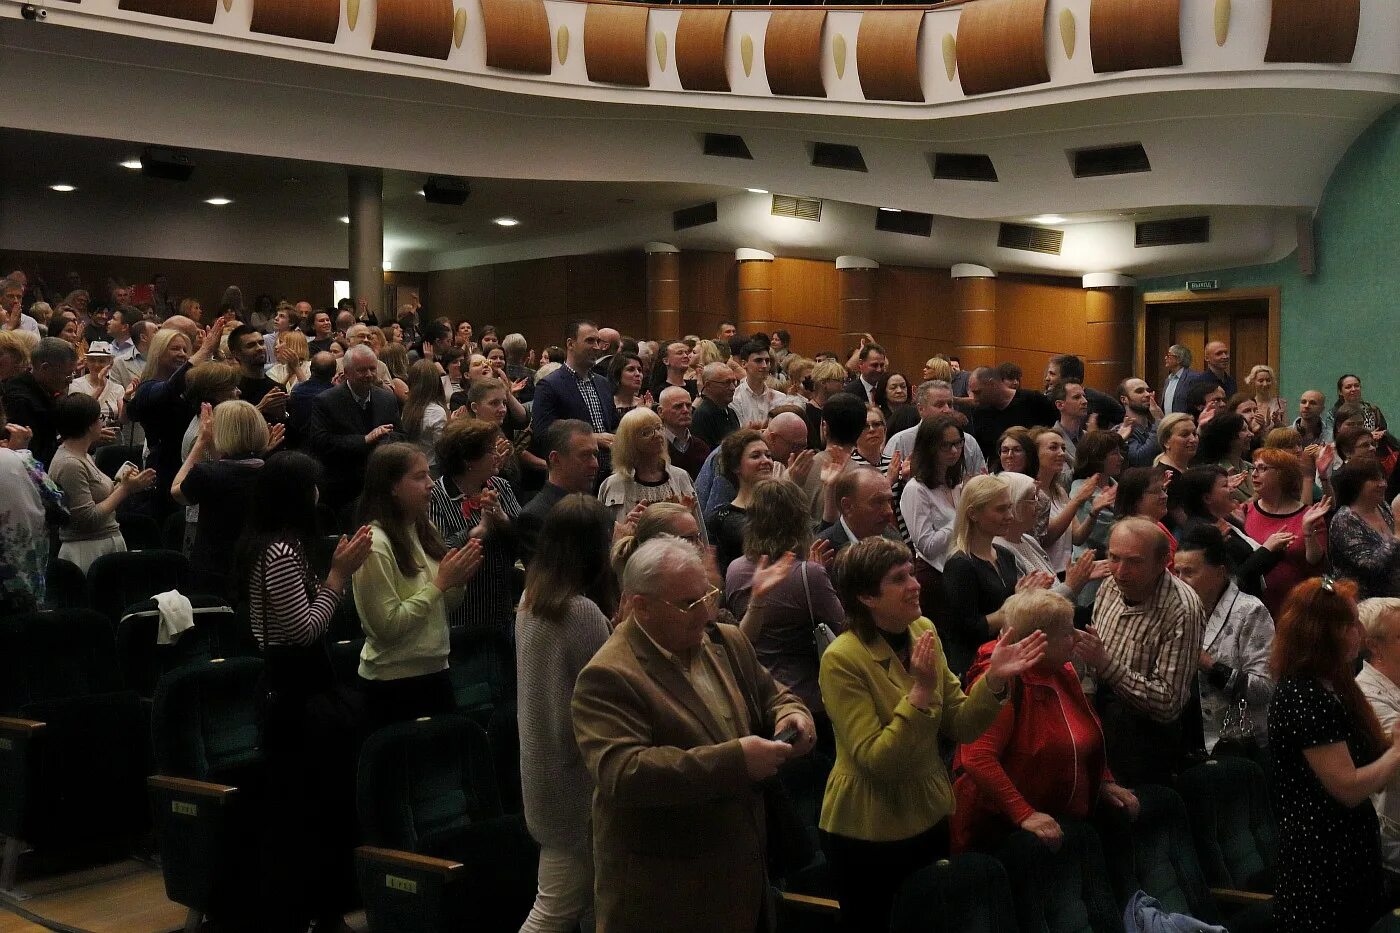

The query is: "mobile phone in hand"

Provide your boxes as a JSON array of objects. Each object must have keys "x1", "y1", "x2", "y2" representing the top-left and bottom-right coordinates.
[{"x1": 774, "y1": 725, "x2": 799, "y2": 745}]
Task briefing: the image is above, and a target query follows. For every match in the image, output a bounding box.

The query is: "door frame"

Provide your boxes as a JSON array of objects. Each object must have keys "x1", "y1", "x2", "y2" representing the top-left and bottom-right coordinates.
[{"x1": 1135, "y1": 287, "x2": 1281, "y2": 380}]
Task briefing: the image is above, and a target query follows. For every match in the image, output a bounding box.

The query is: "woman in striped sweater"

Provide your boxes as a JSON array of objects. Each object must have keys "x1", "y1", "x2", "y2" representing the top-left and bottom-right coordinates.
[{"x1": 237, "y1": 451, "x2": 373, "y2": 931}]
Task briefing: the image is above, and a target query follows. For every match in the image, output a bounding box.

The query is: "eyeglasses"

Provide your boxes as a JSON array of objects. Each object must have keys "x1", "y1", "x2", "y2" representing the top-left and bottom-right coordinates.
[
  {"x1": 937, "y1": 439, "x2": 965, "y2": 450},
  {"x1": 999, "y1": 446, "x2": 1024, "y2": 456},
  {"x1": 635, "y1": 426, "x2": 661, "y2": 439},
  {"x1": 865, "y1": 421, "x2": 886, "y2": 431},
  {"x1": 1250, "y1": 463, "x2": 1272, "y2": 474},
  {"x1": 664, "y1": 586, "x2": 721, "y2": 614}
]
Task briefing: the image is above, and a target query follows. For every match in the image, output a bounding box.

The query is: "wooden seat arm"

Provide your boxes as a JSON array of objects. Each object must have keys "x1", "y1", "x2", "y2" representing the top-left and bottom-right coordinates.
[
  {"x1": 0, "y1": 717, "x2": 46, "y2": 736},
  {"x1": 147, "y1": 775, "x2": 239, "y2": 800},
  {"x1": 356, "y1": 846, "x2": 465, "y2": 879},
  {"x1": 780, "y1": 891, "x2": 841, "y2": 914},
  {"x1": 1211, "y1": 887, "x2": 1272, "y2": 905}
]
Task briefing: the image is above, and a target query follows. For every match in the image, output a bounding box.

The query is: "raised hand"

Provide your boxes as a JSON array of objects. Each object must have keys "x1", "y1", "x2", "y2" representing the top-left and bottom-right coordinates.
[
  {"x1": 820, "y1": 447, "x2": 851, "y2": 486},
  {"x1": 908, "y1": 630, "x2": 942, "y2": 690},
  {"x1": 434, "y1": 539, "x2": 484, "y2": 590},
  {"x1": 1, "y1": 422, "x2": 33, "y2": 450},
  {"x1": 613, "y1": 501, "x2": 651, "y2": 541},
  {"x1": 1015, "y1": 570, "x2": 1055, "y2": 592},
  {"x1": 365, "y1": 424, "x2": 394, "y2": 445},
  {"x1": 1316, "y1": 444, "x2": 1336, "y2": 476},
  {"x1": 1303, "y1": 496, "x2": 1333, "y2": 534},
  {"x1": 330, "y1": 525, "x2": 374, "y2": 577},
  {"x1": 986, "y1": 627, "x2": 1047, "y2": 683},
  {"x1": 1064, "y1": 550, "x2": 1097, "y2": 594},
  {"x1": 786, "y1": 449, "x2": 816, "y2": 487},
  {"x1": 120, "y1": 467, "x2": 158, "y2": 493},
  {"x1": 750, "y1": 552, "x2": 797, "y2": 604},
  {"x1": 1091, "y1": 483, "x2": 1118, "y2": 513},
  {"x1": 1085, "y1": 413, "x2": 1100, "y2": 432},
  {"x1": 262, "y1": 422, "x2": 286, "y2": 455},
  {"x1": 1226, "y1": 471, "x2": 1248, "y2": 492},
  {"x1": 1263, "y1": 530, "x2": 1295, "y2": 553},
  {"x1": 1072, "y1": 626, "x2": 1110, "y2": 670},
  {"x1": 808, "y1": 537, "x2": 834, "y2": 570},
  {"x1": 1147, "y1": 391, "x2": 1164, "y2": 422},
  {"x1": 510, "y1": 377, "x2": 529, "y2": 395},
  {"x1": 886, "y1": 449, "x2": 903, "y2": 485},
  {"x1": 197, "y1": 401, "x2": 215, "y2": 447}
]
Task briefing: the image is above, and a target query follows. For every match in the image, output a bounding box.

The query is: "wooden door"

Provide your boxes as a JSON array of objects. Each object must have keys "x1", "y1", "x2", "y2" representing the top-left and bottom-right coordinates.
[{"x1": 1144, "y1": 296, "x2": 1272, "y2": 391}]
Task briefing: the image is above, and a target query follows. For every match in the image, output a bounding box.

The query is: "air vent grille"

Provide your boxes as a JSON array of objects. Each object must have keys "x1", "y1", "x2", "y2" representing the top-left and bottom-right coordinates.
[
  {"x1": 932, "y1": 153, "x2": 999, "y2": 182},
  {"x1": 771, "y1": 195, "x2": 822, "y2": 222},
  {"x1": 875, "y1": 209, "x2": 933, "y2": 237},
  {"x1": 702, "y1": 133, "x2": 753, "y2": 160},
  {"x1": 673, "y1": 202, "x2": 719, "y2": 231},
  {"x1": 1071, "y1": 143, "x2": 1151, "y2": 178},
  {"x1": 998, "y1": 223, "x2": 1063, "y2": 255},
  {"x1": 1135, "y1": 216, "x2": 1210, "y2": 247},
  {"x1": 811, "y1": 142, "x2": 867, "y2": 172}
]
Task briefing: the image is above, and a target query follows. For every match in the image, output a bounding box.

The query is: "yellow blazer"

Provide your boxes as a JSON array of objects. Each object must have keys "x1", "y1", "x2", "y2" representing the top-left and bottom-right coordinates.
[{"x1": 818, "y1": 617, "x2": 1003, "y2": 842}]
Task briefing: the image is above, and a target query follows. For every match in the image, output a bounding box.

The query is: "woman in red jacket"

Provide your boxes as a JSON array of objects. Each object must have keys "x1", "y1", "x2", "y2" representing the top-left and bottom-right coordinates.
[{"x1": 951, "y1": 589, "x2": 1140, "y2": 852}]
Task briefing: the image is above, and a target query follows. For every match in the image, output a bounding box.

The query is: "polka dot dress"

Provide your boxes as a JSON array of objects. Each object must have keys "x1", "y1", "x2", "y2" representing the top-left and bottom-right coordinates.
[{"x1": 1268, "y1": 676, "x2": 1384, "y2": 933}]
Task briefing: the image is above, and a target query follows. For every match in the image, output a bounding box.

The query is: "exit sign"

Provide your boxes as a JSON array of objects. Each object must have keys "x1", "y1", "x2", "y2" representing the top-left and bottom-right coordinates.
[{"x1": 1186, "y1": 279, "x2": 1220, "y2": 292}]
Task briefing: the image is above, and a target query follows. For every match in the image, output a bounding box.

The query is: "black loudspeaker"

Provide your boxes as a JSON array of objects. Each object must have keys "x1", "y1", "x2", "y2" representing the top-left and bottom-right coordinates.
[
  {"x1": 140, "y1": 147, "x2": 194, "y2": 182},
  {"x1": 1296, "y1": 214, "x2": 1316, "y2": 277},
  {"x1": 422, "y1": 176, "x2": 470, "y2": 205}
]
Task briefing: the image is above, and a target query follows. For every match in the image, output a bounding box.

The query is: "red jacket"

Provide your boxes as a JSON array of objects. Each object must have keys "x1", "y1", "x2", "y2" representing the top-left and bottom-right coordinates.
[{"x1": 950, "y1": 641, "x2": 1113, "y2": 853}]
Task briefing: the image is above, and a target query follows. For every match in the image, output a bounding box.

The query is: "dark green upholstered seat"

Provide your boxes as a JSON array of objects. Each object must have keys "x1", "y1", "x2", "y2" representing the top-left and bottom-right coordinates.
[
  {"x1": 997, "y1": 817, "x2": 1123, "y2": 933},
  {"x1": 1098, "y1": 783, "x2": 1219, "y2": 923},
  {"x1": 890, "y1": 853, "x2": 1020, "y2": 933},
  {"x1": 1176, "y1": 757, "x2": 1276, "y2": 894}
]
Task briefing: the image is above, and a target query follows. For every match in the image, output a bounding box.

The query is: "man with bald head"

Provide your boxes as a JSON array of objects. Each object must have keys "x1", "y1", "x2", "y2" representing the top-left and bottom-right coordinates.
[
  {"x1": 692, "y1": 361, "x2": 741, "y2": 449},
  {"x1": 1295, "y1": 389, "x2": 1332, "y2": 446},
  {"x1": 695, "y1": 409, "x2": 810, "y2": 518},
  {"x1": 965, "y1": 366, "x2": 1056, "y2": 464},
  {"x1": 658, "y1": 385, "x2": 708, "y2": 479},
  {"x1": 591, "y1": 326, "x2": 622, "y2": 377},
  {"x1": 1076, "y1": 517, "x2": 1205, "y2": 785},
  {"x1": 1201, "y1": 341, "x2": 1235, "y2": 397},
  {"x1": 816, "y1": 466, "x2": 899, "y2": 553},
  {"x1": 160, "y1": 314, "x2": 202, "y2": 345}
]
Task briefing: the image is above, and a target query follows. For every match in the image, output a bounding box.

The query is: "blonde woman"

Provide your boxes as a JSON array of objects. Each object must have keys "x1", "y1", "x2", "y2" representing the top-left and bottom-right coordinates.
[
  {"x1": 128, "y1": 323, "x2": 221, "y2": 501},
  {"x1": 689, "y1": 338, "x2": 725, "y2": 378},
  {"x1": 1026, "y1": 426, "x2": 1102, "y2": 573},
  {"x1": 267, "y1": 330, "x2": 311, "y2": 390},
  {"x1": 1247, "y1": 364, "x2": 1286, "y2": 428},
  {"x1": 400, "y1": 359, "x2": 448, "y2": 476},
  {"x1": 379, "y1": 343, "x2": 411, "y2": 402},
  {"x1": 597, "y1": 407, "x2": 703, "y2": 536}
]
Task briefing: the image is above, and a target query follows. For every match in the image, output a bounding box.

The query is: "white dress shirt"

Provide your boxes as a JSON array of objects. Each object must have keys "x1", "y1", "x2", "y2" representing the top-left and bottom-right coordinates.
[
  {"x1": 730, "y1": 380, "x2": 782, "y2": 427},
  {"x1": 900, "y1": 478, "x2": 962, "y2": 570}
]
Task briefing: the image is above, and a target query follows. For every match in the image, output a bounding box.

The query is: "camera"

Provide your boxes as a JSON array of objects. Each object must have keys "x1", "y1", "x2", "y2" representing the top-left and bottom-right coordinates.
[{"x1": 20, "y1": 5, "x2": 48, "y2": 20}]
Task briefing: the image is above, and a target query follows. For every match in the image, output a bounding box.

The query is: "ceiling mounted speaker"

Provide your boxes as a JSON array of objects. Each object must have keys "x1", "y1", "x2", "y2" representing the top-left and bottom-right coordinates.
[
  {"x1": 422, "y1": 176, "x2": 470, "y2": 205},
  {"x1": 141, "y1": 147, "x2": 195, "y2": 182}
]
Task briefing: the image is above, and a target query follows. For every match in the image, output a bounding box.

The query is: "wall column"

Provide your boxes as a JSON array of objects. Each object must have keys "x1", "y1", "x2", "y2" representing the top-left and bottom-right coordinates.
[
  {"x1": 735, "y1": 248, "x2": 776, "y2": 333},
  {"x1": 951, "y1": 263, "x2": 998, "y2": 371},
  {"x1": 347, "y1": 167, "x2": 384, "y2": 321},
  {"x1": 837, "y1": 256, "x2": 879, "y2": 349},
  {"x1": 1082, "y1": 273, "x2": 1137, "y2": 395},
  {"x1": 644, "y1": 242, "x2": 681, "y2": 342}
]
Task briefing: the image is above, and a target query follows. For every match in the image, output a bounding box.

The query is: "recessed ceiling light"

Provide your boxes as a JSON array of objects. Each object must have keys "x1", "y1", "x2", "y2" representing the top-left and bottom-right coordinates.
[
  {"x1": 492, "y1": 217, "x2": 520, "y2": 227},
  {"x1": 120, "y1": 159, "x2": 143, "y2": 170},
  {"x1": 204, "y1": 197, "x2": 233, "y2": 206},
  {"x1": 339, "y1": 216, "x2": 350, "y2": 224},
  {"x1": 879, "y1": 207, "x2": 902, "y2": 213},
  {"x1": 49, "y1": 184, "x2": 76, "y2": 192},
  {"x1": 746, "y1": 188, "x2": 769, "y2": 194},
  {"x1": 1031, "y1": 214, "x2": 1065, "y2": 225}
]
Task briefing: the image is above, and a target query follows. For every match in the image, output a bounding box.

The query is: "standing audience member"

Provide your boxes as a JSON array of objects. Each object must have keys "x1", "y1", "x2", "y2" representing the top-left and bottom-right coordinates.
[
  {"x1": 428, "y1": 418, "x2": 521, "y2": 636},
  {"x1": 598, "y1": 407, "x2": 702, "y2": 533},
  {"x1": 171, "y1": 400, "x2": 274, "y2": 599},
  {"x1": 1197, "y1": 412, "x2": 1256, "y2": 503},
  {"x1": 516, "y1": 420, "x2": 599, "y2": 563},
  {"x1": 129, "y1": 324, "x2": 221, "y2": 506},
  {"x1": 994, "y1": 471, "x2": 1107, "y2": 606},
  {"x1": 874, "y1": 372, "x2": 917, "y2": 436},
  {"x1": 730, "y1": 340, "x2": 783, "y2": 426},
  {"x1": 401, "y1": 359, "x2": 449, "y2": 477},
  {"x1": 817, "y1": 466, "x2": 899, "y2": 553},
  {"x1": 1117, "y1": 377, "x2": 1165, "y2": 466},
  {"x1": 1044, "y1": 353, "x2": 1124, "y2": 427},
  {"x1": 657, "y1": 385, "x2": 708, "y2": 480},
  {"x1": 267, "y1": 330, "x2": 311, "y2": 391},
  {"x1": 607, "y1": 353, "x2": 647, "y2": 423},
  {"x1": 1247, "y1": 365, "x2": 1286, "y2": 427},
  {"x1": 1329, "y1": 458, "x2": 1400, "y2": 598},
  {"x1": 803, "y1": 359, "x2": 850, "y2": 452},
  {"x1": 1049, "y1": 380, "x2": 1091, "y2": 466},
  {"x1": 237, "y1": 452, "x2": 373, "y2": 931},
  {"x1": 844, "y1": 343, "x2": 887, "y2": 404},
  {"x1": 1162, "y1": 345, "x2": 1195, "y2": 414},
  {"x1": 965, "y1": 366, "x2": 1057, "y2": 462},
  {"x1": 572, "y1": 536, "x2": 813, "y2": 933},
  {"x1": 901, "y1": 414, "x2": 967, "y2": 616},
  {"x1": 530, "y1": 320, "x2": 617, "y2": 458},
  {"x1": 818, "y1": 536, "x2": 1045, "y2": 932},
  {"x1": 649, "y1": 341, "x2": 697, "y2": 400},
  {"x1": 884, "y1": 379, "x2": 988, "y2": 476},
  {"x1": 951, "y1": 590, "x2": 1137, "y2": 854},
  {"x1": 1072, "y1": 431, "x2": 1126, "y2": 562},
  {"x1": 691, "y1": 361, "x2": 741, "y2": 449},
  {"x1": 4, "y1": 337, "x2": 79, "y2": 466},
  {"x1": 1173, "y1": 525, "x2": 1276, "y2": 752},
  {"x1": 501, "y1": 332, "x2": 535, "y2": 404},
  {"x1": 1269, "y1": 576, "x2": 1400, "y2": 933},
  {"x1": 725, "y1": 478, "x2": 844, "y2": 723},
  {"x1": 1335, "y1": 374, "x2": 1391, "y2": 443},
  {"x1": 48, "y1": 394, "x2": 156, "y2": 571},
  {"x1": 1075, "y1": 518, "x2": 1205, "y2": 786},
  {"x1": 696, "y1": 409, "x2": 807, "y2": 519},
  {"x1": 1357, "y1": 597, "x2": 1400, "y2": 877},
  {"x1": 352, "y1": 443, "x2": 481, "y2": 729},
  {"x1": 1242, "y1": 447, "x2": 1331, "y2": 617},
  {"x1": 1172, "y1": 466, "x2": 1287, "y2": 599},
  {"x1": 516, "y1": 495, "x2": 616, "y2": 933},
  {"x1": 307, "y1": 345, "x2": 403, "y2": 510},
  {"x1": 0, "y1": 399, "x2": 57, "y2": 612},
  {"x1": 1027, "y1": 426, "x2": 1101, "y2": 574},
  {"x1": 706, "y1": 429, "x2": 774, "y2": 575},
  {"x1": 228, "y1": 323, "x2": 288, "y2": 415},
  {"x1": 287, "y1": 352, "x2": 337, "y2": 448},
  {"x1": 1295, "y1": 389, "x2": 1333, "y2": 446}
]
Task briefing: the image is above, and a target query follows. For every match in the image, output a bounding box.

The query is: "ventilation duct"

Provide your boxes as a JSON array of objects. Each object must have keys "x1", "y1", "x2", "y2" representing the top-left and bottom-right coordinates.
[
  {"x1": 702, "y1": 133, "x2": 753, "y2": 159},
  {"x1": 875, "y1": 209, "x2": 933, "y2": 237},
  {"x1": 1070, "y1": 143, "x2": 1151, "y2": 178},
  {"x1": 931, "y1": 153, "x2": 998, "y2": 182},
  {"x1": 771, "y1": 195, "x2": 823, "y2": 221},
  {"x1": 998, "y1": 223, "x2": 1063, "y2": 255},
  {"x1": 422, "y1": 176, "x2": 470, "y2": 205},
  {"x1": 810, "y1": 142, "x2": 867, "y2": 172},
  {"x1": 1135, "y1": 216, "x2": 1210, "y2": 247}
]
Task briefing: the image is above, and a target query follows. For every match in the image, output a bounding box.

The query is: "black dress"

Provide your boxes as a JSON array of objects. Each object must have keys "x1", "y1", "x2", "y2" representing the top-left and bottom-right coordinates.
[
  {"x1": 938, "y1": 545, "x2": 1018, "y2": 677},
  {"x1": 1268, "y1": 676, "x2": 1385, "y2": 933},
  {"x1": 707, "y1": 504, "x2": 748, "y2": 578}
]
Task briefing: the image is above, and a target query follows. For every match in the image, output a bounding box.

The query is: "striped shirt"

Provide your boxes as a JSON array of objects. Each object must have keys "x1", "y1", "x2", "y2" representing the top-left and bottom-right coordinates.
[
  {"x1": 428, "y1": 474, "x2": 521, "y2": 635},
  {"x1": 1090, "y1": 571, "x2": 1204, "y2": 723},
  {"x1": 247, "y1": 539, "x2": 343, "y2": 648},
  {"x1": 567, "y1": 363, "x2": 609, "y2": 434}
]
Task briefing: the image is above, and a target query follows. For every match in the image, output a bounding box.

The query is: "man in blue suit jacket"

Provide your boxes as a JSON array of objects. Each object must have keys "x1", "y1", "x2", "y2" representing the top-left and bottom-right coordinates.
[{"x1": 530, "y1": 320, "x2": 618, "y2": 466}]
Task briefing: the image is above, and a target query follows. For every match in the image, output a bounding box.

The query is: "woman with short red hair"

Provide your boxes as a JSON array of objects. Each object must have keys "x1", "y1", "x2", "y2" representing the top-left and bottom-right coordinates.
[
  {"x1": 1269, "y1": 576, "x2": 1400, "y2": 933},
  {"x1": 1242, "y1": 447, "x2": 1330, "y2": 617}
]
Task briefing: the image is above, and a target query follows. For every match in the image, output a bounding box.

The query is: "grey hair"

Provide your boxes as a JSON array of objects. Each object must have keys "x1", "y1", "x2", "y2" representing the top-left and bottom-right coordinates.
[
  {"x1": 344, "y1": 344, "x2": 378, "y2": 366},
  {"x1": 0, "y1": 276, "x2": 23, "y2": 294},
  {"x1": 701, "y1": 361, "x2": 731, "y2": 383},
  {"x1": 915, "y1": 379, "x2": 951, "y2": 407},
  {"x1": 501, "y1": 332, "x2": 528, "y2": 355},
  {"x1": 622, "y1": 535, "x2": 704, "y2": 599},
  {"x1": 1168, "y1": 344, "x2": 1193, "y2": 368},
  {"x1": 657, "y1": 385, "x2": 691, "y2": 408},
  {"x1": 31, "y1": 336, "x2": 78, "y2": 368},
  {"x1": 1359, "y1": 598, "x2": 1400, "y2": 639}
]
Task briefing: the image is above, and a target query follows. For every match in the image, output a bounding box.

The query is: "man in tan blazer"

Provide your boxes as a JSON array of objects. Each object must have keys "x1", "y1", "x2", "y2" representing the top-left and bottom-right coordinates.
[{"x1": 572, "y1": 536, "x2": 814, "y2": 933}]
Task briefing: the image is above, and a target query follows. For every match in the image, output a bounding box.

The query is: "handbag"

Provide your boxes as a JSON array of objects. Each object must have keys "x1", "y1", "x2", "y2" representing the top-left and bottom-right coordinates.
[{"x1": 801, "y1": 561, "x2": 837, "y2": 657}]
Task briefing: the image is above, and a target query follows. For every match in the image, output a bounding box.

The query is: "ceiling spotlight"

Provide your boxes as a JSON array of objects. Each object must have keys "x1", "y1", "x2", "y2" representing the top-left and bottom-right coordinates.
[
  {"x1": 492, "y1": 217, "x2": 520, "y2": 227},
  {"x1": 1031, "y1": 214, "x2": 1066, "y2": 225},
  {"x1": 879, "y1": 207, "x2": 902, "y2": 213},
  {"x1": 339, "y1": 216, "x2": 350, "y2": 224},
  {"x1": 120, "y1": 159, "x2": 143, "y2": 170},
  {"x1": 204, "y1": 197, "x2": 232, "y2": 206},
  {"x1": 746, "y1": 188, "x2": 769, "y2": 194},
  {"x1": 50, "y1": 184, "x2": 77, "y2": 192}
]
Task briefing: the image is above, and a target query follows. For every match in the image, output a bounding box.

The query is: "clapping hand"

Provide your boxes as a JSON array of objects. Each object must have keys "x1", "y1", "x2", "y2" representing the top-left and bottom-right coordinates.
[
  {"x1": 1315, "y1": 443, "x2": 1336, "y2": 476},
  {"x1": 434, "y1": 539, "x2": 484, "y2": 591},
  {"x1": 820, "y1": 447, "x2": 851, "y2": 486},
  {"x1": 786, "y1": 449, "x2": 816, "y2": 487},
  {"x1": 1263, "y1": 530, "x2": 1295, "y2": 553},
  {"x1": 750, "y1": 552, "x2": 797, "y2": 605},
  {"x1": 1072, "y1": 625, "x2": 1111, "y2": 670},
  {"x1": 196, "y1": 402, "x2": 215, "y2": 448},
  {"x1": 262, "y1": 422, "x2": 286, "y2": 455},
  {"x1": 1064, "y1": 550, "x2": 1097, "y2": 594},
  {"x1": 1015, "y1": 571, "x2": 1055, "y2": 592},
  {"x1": 365, "y1": 424, "x2": 394, "y2": 445},
  {"x1": 808, "y1": 537, "x2": 835, "y2": 570},
  {"x1": 1226, "y1": 471, "x2": 1248, "y2": 492},
  {"x1": 1091, "y1": 484, "x2": 1118, "y2": 513},
  {"x1": 1303, "y1": 496, "x2": 1333, "y2": 534},
  {"x1": 613, "y1": 501, "x2": 651, "y2": 541},
  {"x1": 1, "y1": 422, "x2": 32, "y2": 450},
  {"x1": 330, "y1": 525, "x2": 374, "y2": 577},
  {"x1": 986, "y1": 626, "x2": 1047, "y2": 687}
]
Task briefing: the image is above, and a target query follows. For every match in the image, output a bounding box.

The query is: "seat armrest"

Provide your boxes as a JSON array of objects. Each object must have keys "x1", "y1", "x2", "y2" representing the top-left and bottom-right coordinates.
[
  {"x1": 147, "y1": 775, "x2": 239, "y2": 801},
  {"x1": 0, "y1": 717, "x2": 46, "y2": 736},
  {"x1": 356, "y1": 846, "x2": 465, "y2": 878},
  {"x1": 1212, "y1": 888, "x2": 1272, "y2": 905},
  {"x1": 780, "y1": 891, "x2": 841, "y2": 914}
]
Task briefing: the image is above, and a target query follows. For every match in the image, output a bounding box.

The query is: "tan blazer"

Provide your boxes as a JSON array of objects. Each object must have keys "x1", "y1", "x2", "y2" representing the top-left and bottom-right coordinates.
[{"x1": 572, "y1": 618, "x2": 809, "y2": 933}]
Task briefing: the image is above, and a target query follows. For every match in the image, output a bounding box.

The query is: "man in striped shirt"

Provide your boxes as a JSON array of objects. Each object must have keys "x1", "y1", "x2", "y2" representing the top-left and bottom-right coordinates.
[{"x1": 1076, "y1": 517, "x2": 1205, "y2": 786}]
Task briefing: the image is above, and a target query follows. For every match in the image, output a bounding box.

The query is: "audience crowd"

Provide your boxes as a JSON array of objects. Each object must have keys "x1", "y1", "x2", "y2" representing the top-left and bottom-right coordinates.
[{"x1": 5, "y1": 267, "x2": 1400, "y2": 933}]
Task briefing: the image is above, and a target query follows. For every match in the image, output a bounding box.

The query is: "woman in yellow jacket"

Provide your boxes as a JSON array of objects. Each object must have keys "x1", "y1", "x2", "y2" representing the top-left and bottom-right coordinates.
[{"x1": 819, "y1": 537, "x2": 1046, "y2": 931}]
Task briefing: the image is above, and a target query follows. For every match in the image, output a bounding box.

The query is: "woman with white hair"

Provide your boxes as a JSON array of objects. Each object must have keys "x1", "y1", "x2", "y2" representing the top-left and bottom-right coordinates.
[
  {"x1": 1357, "y1": 596, "x2": 1400, "y2": 876},
  {"x1": 1248, "y1": 364, "x2": 1287, "y2": 428},
  {"x1": 994, "y1": 470, "x2": 1108, "y2": 605},
  {"x1": 598, "y1": 407, "x2": 704, "y2": 537}
]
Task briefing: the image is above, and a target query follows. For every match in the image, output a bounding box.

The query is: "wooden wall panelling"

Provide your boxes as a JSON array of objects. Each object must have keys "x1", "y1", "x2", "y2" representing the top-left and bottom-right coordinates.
[
  {"x1": 251, "y1": 0, "x2": 340, "y2": 43},
  {"x1": 856, "y1": 10, "x2": 925, "y2": 102},
  {"x1": 117, "y1": 0, "x2": 217, "y2": 23},
  {"x1": 676, "y1": 10, "x2": 732, "y2": 93},
  {"x1": 583, "y1": 4, "x2": 650, "y2": 87},
  {"x1": 478, "y1": 0, "x2": 553, "y2": 73},
  {"x1": 567, "y1": 253, "x2": 647, "y2": 338},
  {"x1": 764, "y1": 11, "x2": 827, "y2": 98},
  {"x1": 995, "y1": 278, "x2": 1087, "y2": 356},
  {"x1": 875, "y1": 265, "x2": 955, "y2": 338},
  {"x1": 374, "y1": 0, "x2": 455, "y2": 59},
  {"x1": 772, "y1": 259, "x2": 839, "y2": 330},
  {"x1": 1264, "y1": 0, "x2": 1359, "y2": 63},
  {"x1": 1089, "y1": 0, "x2": 1181, "y2": 73},
  {"x1": 956, "y1": 0, "x2": 1050, "y2": 96},
  {"x1": 679, "y1": 251, "x2": 737, "y2": 339}
]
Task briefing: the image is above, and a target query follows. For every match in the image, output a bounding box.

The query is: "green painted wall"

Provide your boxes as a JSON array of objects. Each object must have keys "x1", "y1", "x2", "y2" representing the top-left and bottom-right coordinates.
[{"x1": 1139, "y1": 104, "x2": 1400, "y2": 419}]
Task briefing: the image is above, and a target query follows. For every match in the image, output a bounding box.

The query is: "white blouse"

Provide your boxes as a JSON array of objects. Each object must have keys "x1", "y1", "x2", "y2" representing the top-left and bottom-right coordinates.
[{"x1": 900, "y1": 478, "x2": 961, "y2": 571}]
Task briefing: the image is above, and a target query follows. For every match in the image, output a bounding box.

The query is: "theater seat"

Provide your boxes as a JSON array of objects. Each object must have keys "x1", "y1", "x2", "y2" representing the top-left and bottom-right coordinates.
[
  {"x1": 0, "y1": 609, "x2": 148, "y2": 889},
  {"x1": 86, "y1": 549, "x2": 189, "y2": 627},
  {"x1": 890, "y1": 854, "x2": 1020, "y2": 933},
  {"x1": 148, "y1": 657, "x2": 267, "y2": 930},
  {"x1": 448, "y1": 628, "x2": 514, "y2": 716},
  {"x1": 45, "y1": 558, "x2": 88, "y2": 610},
  {"x1": 356, "y1": 713, "x2": 537, "y2": 933},
  {"x1": 116, "y1": 513, "x2": 162, "y2": 551},
  {"x1": 996, "y1": 818, "x2": 1123, "y2": 933},
  {"x1": 1176, "y1": 758, "x2": 1276, "y2": 895},
  {"x1": 1098, "y1": 784, "x2": 1219, "y2": 923},
  {"x1": 116, "y1": 596, "x2": 246, "y2": 698}
]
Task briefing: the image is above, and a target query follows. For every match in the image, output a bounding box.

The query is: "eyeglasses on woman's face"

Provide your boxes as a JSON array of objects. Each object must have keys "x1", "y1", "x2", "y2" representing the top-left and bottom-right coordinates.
[
  {"x1": 865, "y1": 419, "x2": 886, "y2": 432},
  {"x1": 1000, "y1": 445, "x2": 1024, "y2": 457},
  {"x1": 635, "y1": 425, "x2": 661, "y2": 439}
]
